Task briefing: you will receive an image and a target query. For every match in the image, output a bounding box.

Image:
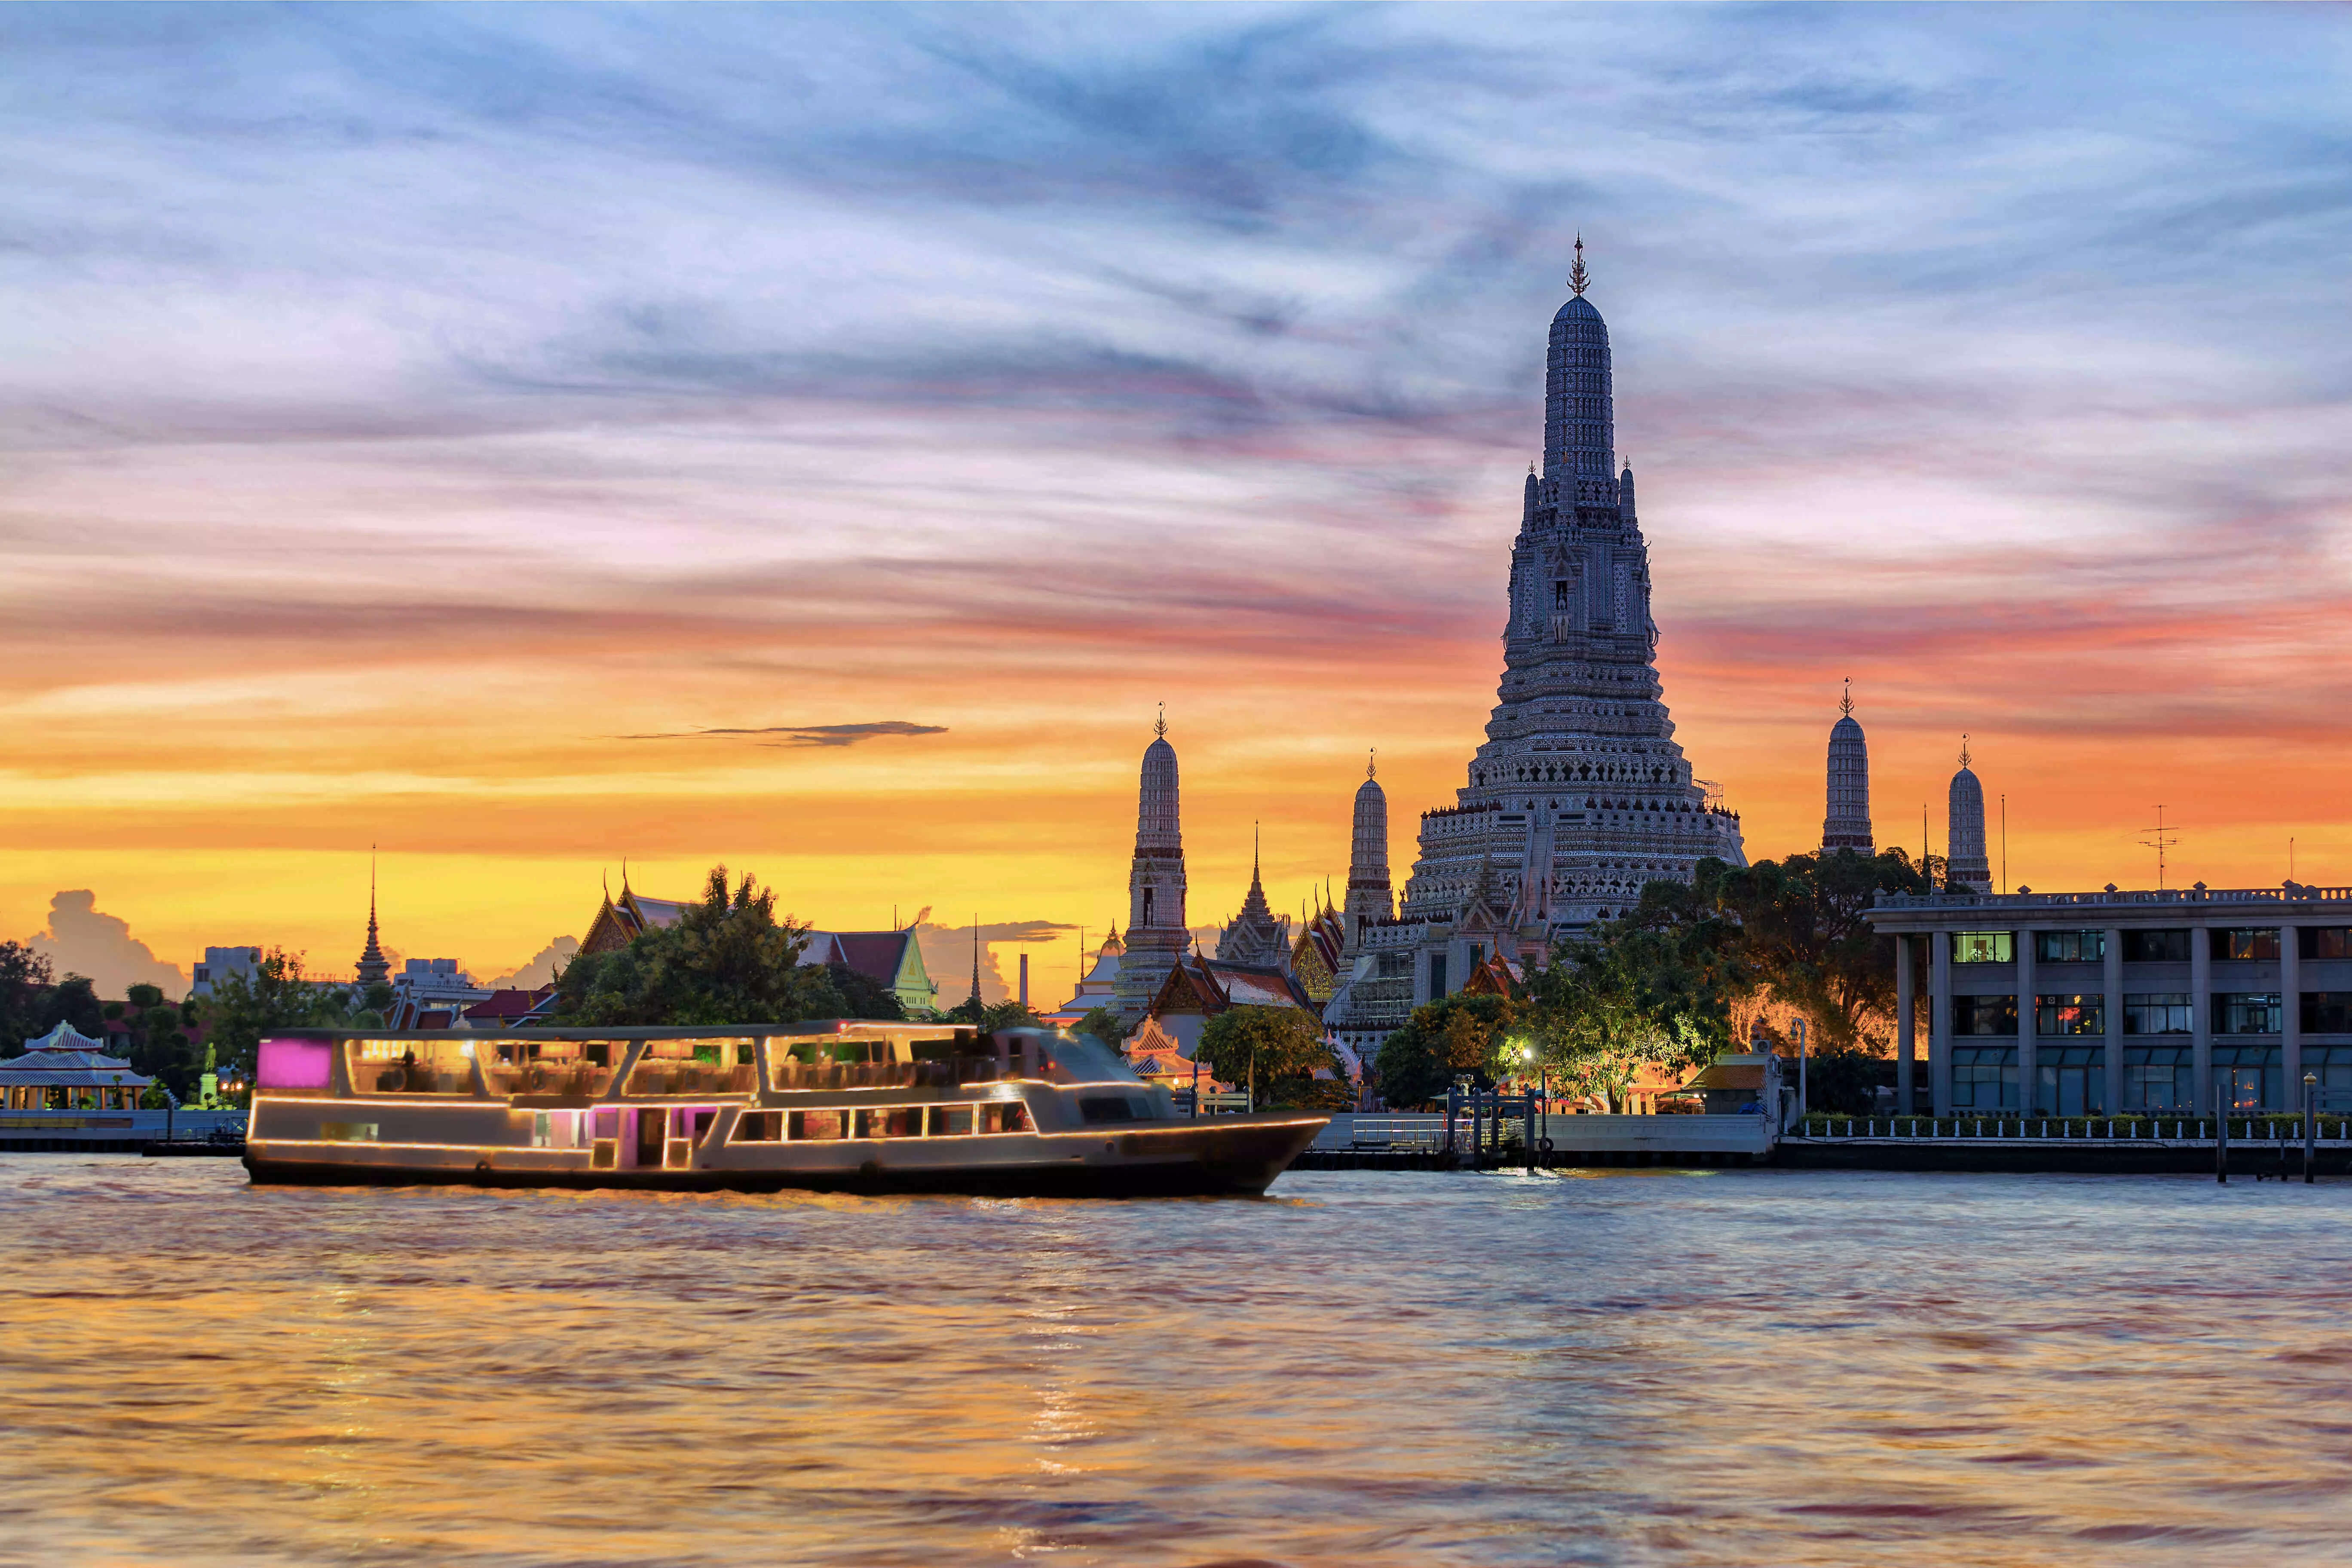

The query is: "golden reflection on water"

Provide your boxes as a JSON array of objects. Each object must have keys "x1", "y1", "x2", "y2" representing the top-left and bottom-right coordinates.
[{"x1": 6, "y1": 1158, "x2": 2352, "y2": 1565}]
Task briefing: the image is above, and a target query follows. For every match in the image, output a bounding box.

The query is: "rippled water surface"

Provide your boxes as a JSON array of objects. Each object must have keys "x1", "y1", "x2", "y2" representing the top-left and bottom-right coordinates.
[{"x1": 7, "y1": 1157, "x2": 2352, "y2": 1565}]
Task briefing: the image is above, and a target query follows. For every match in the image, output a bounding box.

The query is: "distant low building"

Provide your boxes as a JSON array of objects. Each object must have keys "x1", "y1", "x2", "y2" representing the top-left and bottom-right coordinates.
[
  {"x1": 1, "y1": 1023, "x2": 153, "y2": 1110},
  {"x1": 190, "y1": 946, "x2": 262, "y2": 998},
  {"x1": 461, "y1": 986, "x2": 560, "y2": 1031}
]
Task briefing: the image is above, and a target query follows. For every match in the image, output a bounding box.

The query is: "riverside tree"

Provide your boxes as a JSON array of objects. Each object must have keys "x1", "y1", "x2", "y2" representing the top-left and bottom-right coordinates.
[
  {"x1": 1194, "y1": 1004, "x2": 1341, "y2": 1109},
  {"x1": 1373, "y1": 992, "x2": 1516, "y2": 1109},
  {"x1": 551, "y1": 865, "x2": 844, "y2": 1026}
]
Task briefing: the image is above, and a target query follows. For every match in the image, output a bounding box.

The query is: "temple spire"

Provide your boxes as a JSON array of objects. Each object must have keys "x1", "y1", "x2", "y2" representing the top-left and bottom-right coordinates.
[
  {"x1": 967, "y1": 916, "x2": 982, "y2": 1009},
  {"x1": 355, "y1": 845, "x2": 390, "y2": 987},
  {"x1": 1568, "y1": 233, "x2": 1589, "y2": 297}
]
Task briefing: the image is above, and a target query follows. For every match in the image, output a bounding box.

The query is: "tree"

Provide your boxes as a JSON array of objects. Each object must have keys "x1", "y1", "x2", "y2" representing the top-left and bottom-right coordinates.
[
  {"x1": 939, "y1": 997, "x2": 1040, "y2": 1031},
  {"x1": 1523, "y1": 934, "x2": 1715, "y2": 1114},
  {"x1": 1196, "y1": 1005, "x2": 1339, "y2": 1108},
  {"x1": 0, "y1": 941, "x2": 54, "y2": 1057},
  {"x1": 819, "y1": 963, "x2": 907, "y2": 1022},
  {"x1": 36, "y1": 976, "x2": 104, "y2": 1041},
  {"x1": 1374, "y1": 992, "x2": 1518, "y2": 1109},
  {"x1": 550, "y1": 865, "x2": 836, "y2": 1026},
  {"x1": 1694, "y1": 850, "x2": 1933, "y2": 1052},
  {"x1": 1074, "y1": 1005, "x2": 1127, "y2": 1049},
  {"x1": 197, "y1": 948, "x2": 337, "y2": 1072}
]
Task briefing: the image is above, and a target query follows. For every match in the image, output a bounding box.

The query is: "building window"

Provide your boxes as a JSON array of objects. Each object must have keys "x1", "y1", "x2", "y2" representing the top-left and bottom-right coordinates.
[
  {"x1": 1953, "y1": 995, "x2": 2017, "y2": 1035},
  {"x1": 1951, "y1": 1046, "x2": 2017, "y2": 1111},
  {"x1": 2302, "y1": 994, "x2": 2352, "y2": 1034},
  {"x1": 1430, "y1": 954, "x2": 1448, "y2": 998},
  {"x1": 2036, "y1": 1045, "x2": 2106, "y2": 1116},
  {"x1": 1952, "y1": 932, "x2": 2014, "y2": 965},
  {"x1": 2214, "y1": 1045, "x2": 2282, "y2": 1110},
  {"x1": 2122, "y1": 929, "x2": 2191, "y2": 963},
  {"x1": 2034, "y1": 931, "x2": 2106, "y2": 964},
  {"x1": 2213, "y1": 929, "x2": 2281, "y2": 962},
  {"x1": 2123, "y1": 993, "x2": 2193, "y2": 1035},
  {"x1": 2213, "y1": 993, "x2": 2283, "y2": 1035},
  {"x1": 2301, "y1": 928, "x2": 2352, "y2": 960},
  {"x1": 2035, "y1": 995, "x2": 2104, "y2": 1035},
  {"x1": 2123, "y1": 1046, "x2": 2192, "y2": 1110}
]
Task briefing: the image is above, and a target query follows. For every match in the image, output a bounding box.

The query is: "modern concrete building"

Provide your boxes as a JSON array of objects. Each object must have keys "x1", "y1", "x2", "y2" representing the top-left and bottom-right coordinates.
[
  {"x1": 190, "y1": 945, "x2": 263, "y2": 998},
  {"x1": 1867, "y1": 883, "x2": 2352, "y2": 1116}
]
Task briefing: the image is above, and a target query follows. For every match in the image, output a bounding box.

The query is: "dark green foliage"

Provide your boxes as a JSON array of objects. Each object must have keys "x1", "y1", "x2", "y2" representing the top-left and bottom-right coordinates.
[
  {"x1": 939, "y1": 997, "x2": 1039, "y2": 1030},
  {"x1": 551, "y1": 865, "x2": 833, "y2": 1026},
  {"x1": 197, "y1": 949, "x2": 337, "y2": 1074},
  {"x1": 37, "y1": 976, "x2": 104, "y2": 1041},
  {"x1": 1196, "y1": 1004, "x2": 1339, "y2": 1108},
  {"x1": 0, "y1": 941, "x2": 52, "y2": 1059},
  {"x1": 1375, "y1": 992, "x2": 1516, "y2": 1109},
  {"x1": 821, "y1": 962, "x2": 907, "y2": 1021},
  {"x1": 1074, "y1": 1004, "x2": 1127, "y2": 1049},
  {"x1": 1797, "y1": 1045, "x2": 1890, "y2": 1115}
]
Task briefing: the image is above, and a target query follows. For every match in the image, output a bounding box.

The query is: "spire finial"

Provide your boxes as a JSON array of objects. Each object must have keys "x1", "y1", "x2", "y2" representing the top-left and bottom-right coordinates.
[
  {"x1": 968, "y1": 915, "x2": 982, "y2": 1008},
  {"x1": 1253, "y1": 820, "x2": 1260, "y2": 876},
  {"x1": 1367, "y1": 747, "x2": 1377, "y2": 781},
  {"x1": 1154, "y1": 701, "x2": 1167, "y2": 741},
  {"x1": 1959, "y1": 733, "x2": 1972, "y2": 769},
  {"x1": 1568, "y1": 233, "x2": 1589, "y2": 297},
  {"x1": 1841, "y1": 677, "x2": 1853, "y2": 720}
]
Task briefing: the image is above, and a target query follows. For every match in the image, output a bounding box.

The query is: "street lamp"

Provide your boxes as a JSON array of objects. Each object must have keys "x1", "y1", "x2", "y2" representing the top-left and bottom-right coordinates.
[{"x1": 1792, "y1": 1017, "x2": 1809, "y2": 1119}]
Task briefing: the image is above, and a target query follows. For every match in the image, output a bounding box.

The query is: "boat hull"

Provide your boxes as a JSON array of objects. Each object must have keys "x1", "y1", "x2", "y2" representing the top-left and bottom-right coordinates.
[{"x1": 243, "y1": 1115, "x2": 1323, "y2": 1199}]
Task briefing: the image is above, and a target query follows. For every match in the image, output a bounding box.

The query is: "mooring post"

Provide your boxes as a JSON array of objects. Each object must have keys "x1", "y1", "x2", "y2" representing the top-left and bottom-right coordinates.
[
  {"x1": 1445, "y1": 1085, "x2": 1459, "y2": 1159},
  {"x1": 1524, "y1": 1092, "x2": 1536, "y2": 1173},
  {"x1": 2306, "y1": 1075, "x2": 2319, "y2": 1185},
  {"x1": 2216, "y1": 1075, "x2": 2229, "y2": 1185}
]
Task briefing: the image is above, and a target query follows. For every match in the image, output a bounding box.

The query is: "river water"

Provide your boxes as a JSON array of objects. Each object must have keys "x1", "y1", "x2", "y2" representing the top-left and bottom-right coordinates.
[{"x1": 5, "y1": 1156, "x2": 2352, "y2": 1566}]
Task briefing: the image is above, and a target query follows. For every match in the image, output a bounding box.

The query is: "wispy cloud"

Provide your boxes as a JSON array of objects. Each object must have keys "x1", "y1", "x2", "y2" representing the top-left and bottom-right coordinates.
[{"x1": 619, "y1": 722, "x2": 949, "y2": 747}]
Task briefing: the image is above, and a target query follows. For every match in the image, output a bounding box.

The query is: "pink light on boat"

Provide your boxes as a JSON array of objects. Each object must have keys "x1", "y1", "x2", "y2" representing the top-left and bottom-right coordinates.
[{"x1": 257, "y1": 1037, "x2": 334, "y2": 1091}]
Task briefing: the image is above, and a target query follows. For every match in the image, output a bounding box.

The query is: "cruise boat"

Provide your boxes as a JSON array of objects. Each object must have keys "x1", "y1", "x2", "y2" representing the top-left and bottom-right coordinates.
[{"x1": 244, "y1": 1023, "x2": 1325, "y2": 1197}]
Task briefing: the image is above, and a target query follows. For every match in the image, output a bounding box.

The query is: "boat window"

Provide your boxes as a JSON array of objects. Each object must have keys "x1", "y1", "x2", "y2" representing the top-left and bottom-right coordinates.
[
  {"x1": 349, "y1": 1038, "x2": 478, "y2": 1096},
  {"x1": 853, "y1": 1107, "x2": 922, "y2": 1139},
  {"x1": 1038, "y1": 1034, "x2": 1146, "y2": 1087},
  {"x1": 482, "y1": 1038, "x2": 620, "y2": 1100},
  {"x1": 1078, "y1": 1095, "x2": 1138, "y2": 1124},
  {"x1": 629, "y1": 1038, "x2": 757, "y2": 1096},
  {"x1": 927, "y1": 1105, "x2": 975, "y2": 1137},
  {"x1": 980, "y1": 1102, "x2": 1032, "y2": 1135},
  {"x1": 789, "y1": 1109, "x2": 847, "y2": 1142},
  {"x1": 735, "y1": 1112, "x2": 783, "y2": 1142}
]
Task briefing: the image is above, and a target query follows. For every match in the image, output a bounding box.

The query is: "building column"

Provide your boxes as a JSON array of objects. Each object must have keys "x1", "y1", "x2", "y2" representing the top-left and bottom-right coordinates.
[
  {"x1": 2103, "y1": 926, "x2": 2124, "y2": 1115},
  {"x1": 2191, "y1": 924, "x2": 2213, "y2": 1115},
  {"x1": 1896, "y1": 934, "x2": 1916, "y2": 1114},
  {"x1": 1931, "y1": 931, "x2": 1953, "y2": 1117},
  {"x1": 2017, "y1": 929, "x2": 2037, "y2": 1114},
  {"x1": 2283, "y1": 922, "x2": 2302, "y2": 1112}
]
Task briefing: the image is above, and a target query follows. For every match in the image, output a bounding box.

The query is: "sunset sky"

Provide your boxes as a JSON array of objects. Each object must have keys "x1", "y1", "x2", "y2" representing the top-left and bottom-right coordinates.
[{"x1": 3, "y1": 6, "x2": 2347, "y2": 998}]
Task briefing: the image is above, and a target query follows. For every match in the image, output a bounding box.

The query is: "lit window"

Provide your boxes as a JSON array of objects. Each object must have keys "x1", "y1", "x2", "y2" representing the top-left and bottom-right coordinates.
[
  {"x1": 1952, "y1": 932, "x2": 2014, "y2": 965},
  {"x1": 2035, "y1": 995, "x2": 2104, "y2": 1035}
]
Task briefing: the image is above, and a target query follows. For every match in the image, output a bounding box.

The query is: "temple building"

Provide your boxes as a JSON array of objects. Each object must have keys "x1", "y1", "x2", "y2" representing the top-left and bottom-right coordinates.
[
  {"x1": 1947, "y1": 738, "x2": 1993, "y2": 892},
  {"x1": 0, "y1": 1023, "x2": 152, "y2": 1110},
  {"x1": 1142, "y1": 951, "x2": 1319, "y2": 1057},
  {"x1": 1342, "y1": 755, "x2": 1394, "y2": 948},
  {"x1": 1047, "y1": 927, "x2": 1125, "y2": 1029},
  {"x1": 355, "y1": 859, "x2": 389, "y2": 988},
  {"x1": 1821, "y1": 681, "x2": 1874, "y2": 855},
  {"x1": 1290, "y1": 900, "x2": 1345, "y2": 1006},
  {"x1": 577, "y1": 875, "x2": 937, "y2": 1013},
  {"x1": 1215, "y1": 829, "x2": 1291, "y2": 968},
  {"x1": 1114, "y1": 715, "x2": 1191, "y2": 1025},
  {"x1": 1331, "y1": 244, "x2": 1746, "y2": 1037}
]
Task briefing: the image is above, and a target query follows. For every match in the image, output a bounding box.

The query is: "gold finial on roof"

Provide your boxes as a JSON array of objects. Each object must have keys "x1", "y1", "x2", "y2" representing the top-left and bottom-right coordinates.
[
  {"x1": 1841, "y1": 677, "x2": 1853, "y2": 720},
  {"x1": 1155, "y1": 702, "x2": 1167, "y2": 741},
  {"x1": 1568, "y1": 233, "x2": 1590, "y2": 297},
  {"x1": 1367, "y1": 747, "x2": 1377, "y2": 781},
  {"x1": 1959, "y1": 733, "x2": 1972, "y2": 769}
]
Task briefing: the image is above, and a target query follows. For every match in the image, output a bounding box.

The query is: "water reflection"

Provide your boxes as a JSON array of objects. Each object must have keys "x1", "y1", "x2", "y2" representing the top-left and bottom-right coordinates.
[{"x1": 5, "y1": 1158, "x2": 2352, "y2": 1564}]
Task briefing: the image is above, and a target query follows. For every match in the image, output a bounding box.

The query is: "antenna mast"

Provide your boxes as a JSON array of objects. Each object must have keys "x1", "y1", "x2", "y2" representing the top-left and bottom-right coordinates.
[{"x1": 2139, "y1": 806, "x2": 2180, "y2": 892}]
